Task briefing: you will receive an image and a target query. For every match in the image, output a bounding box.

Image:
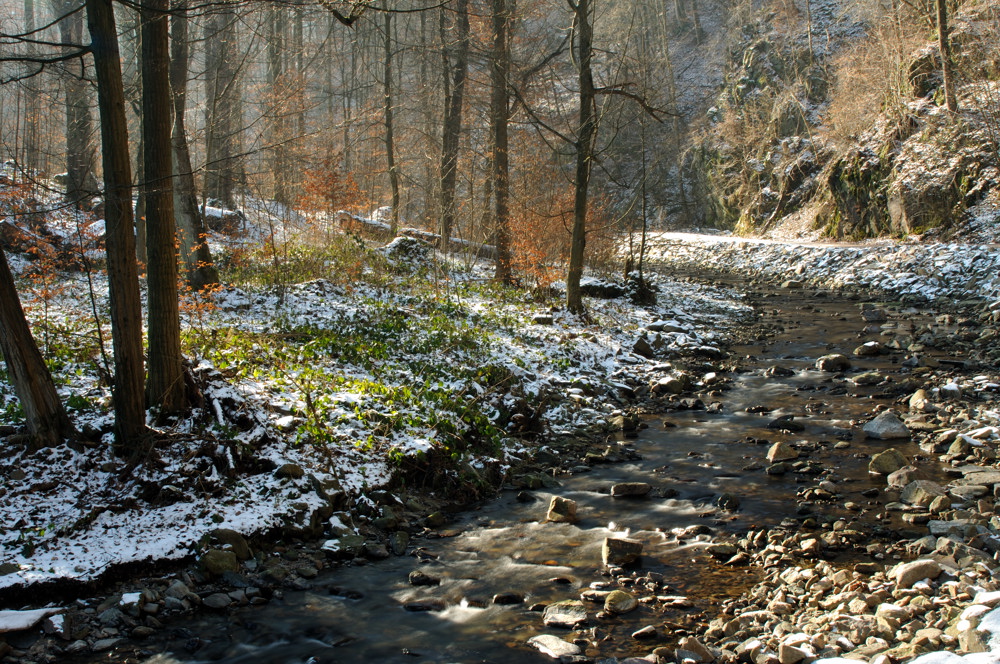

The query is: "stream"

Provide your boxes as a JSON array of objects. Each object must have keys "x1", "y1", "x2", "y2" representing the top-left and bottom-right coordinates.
[{"x1": 129, "y1": 285, "x2": 958, "y2": 664}]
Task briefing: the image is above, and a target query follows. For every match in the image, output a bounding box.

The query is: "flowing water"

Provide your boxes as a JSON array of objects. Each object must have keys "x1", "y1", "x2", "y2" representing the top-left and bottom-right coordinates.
[{"x1": 128, "y1": 286, "x2": 957, "y2": 664}]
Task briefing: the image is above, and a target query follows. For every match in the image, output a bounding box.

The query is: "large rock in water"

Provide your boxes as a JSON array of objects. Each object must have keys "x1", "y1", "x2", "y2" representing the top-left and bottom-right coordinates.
[
  {"x1": 546, "y1": 496, "x2": 578, "y2": 523},
  {"x1": 869, "y1": 448, "x2": 909, "y2": 475},
  {"x1": 610, "y1": 482, "x2": 652, "y2": 497},
  {"x1": 863, "y1": 411, "x2": 910, "y2": 440},
  {"x1": 602, "y1": 537, "x2": 643, "y2": 566},
  {"x1": 604, "y1": 590, "x2": 638, "y2": 614},
  {"x1": 816, "y1": 354, "x2": 851, "y2": 372},
  {"x1": 767, "y1": 442, "x2": 799, "y2": 462},
  {"x1": 542, "y1": 600, "x2": 588, "y2": 627},
  {"x1": 528, "y1": 634, "x2": 582, "y2": 658}
]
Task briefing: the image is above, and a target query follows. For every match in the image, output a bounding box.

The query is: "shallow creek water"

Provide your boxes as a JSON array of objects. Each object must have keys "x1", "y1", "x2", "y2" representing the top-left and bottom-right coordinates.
[{"x1": 134, "y1": 287, "x2": 959, "y2": 664}]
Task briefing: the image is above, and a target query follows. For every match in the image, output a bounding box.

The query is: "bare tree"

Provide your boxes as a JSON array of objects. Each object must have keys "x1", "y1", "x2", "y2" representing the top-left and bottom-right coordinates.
[
  {"x1": 936, "y1": 0, "x2": 957, "y2": 112},
  {"x1": 0, "y1": 251, "x2": 76, "y2": 447},
  {"x1": 439, "y1": 0, "x2": 470, "y2": 246},
  {"x1": 566, "y1": 0, "x2": 597, "y2": 314},
  {"x1": 382, "y1": 11, "x2": 400, "y2": 233},
  {"x1": 141, "y1": 0, "x2": 185, "y2": 414},
  {"x1": 490, "y1": 0, "x2": 514, "y2": 283},
  {"x1": 85, "y1": 0, "x2": 147, "y2": 450}
]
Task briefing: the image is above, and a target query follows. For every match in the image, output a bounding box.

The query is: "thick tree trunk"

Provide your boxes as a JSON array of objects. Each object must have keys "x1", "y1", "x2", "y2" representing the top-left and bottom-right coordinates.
[
  {"x1": 141, "y1": 0, "x2": 186, "y2": 414},
  {"x1": 0, "y1": 252, "x2": 76, "y2": 447},
  {"x1": 566, "y1": 0, "x2": 596, "y2": 314},
  {"x1": 170, "y1": 0, "x2": 219, "y2": 290},
  {"x1": 491, "y1": 0, "x2": 513, "y2": 284},
  {"x1": 383, "y1": 12, "x2": 400, "y2": 234},
  {"x1": 85, "y1": 0, "x2": 148, "y2": 450},
  {"x1": 439, "y1": 0, "x2": 470, "y2": 247},
  {"x1": 22, "y1": 0, "x2": 40, "y2": 174},
  {"x1": 937, "y1": 0, "x2": 958, "y2": 112}
]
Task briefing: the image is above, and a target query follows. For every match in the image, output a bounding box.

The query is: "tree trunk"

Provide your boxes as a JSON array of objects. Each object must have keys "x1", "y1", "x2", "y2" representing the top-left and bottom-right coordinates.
[
  {"x1": 204, "y1": 6, "x2": 238, "y2": 208},
  {"x1": 439, "y1": 0, "x2": 470, "y2": 248},
  {"x1": 22, "y1": 0, "x2": 40, "y2": 174},
  {"x1": 85, "y1": 0, "x2": 148, "y2": 450},
  {"x1": 170, "y1": 0, "x2": 219, "y2": 290},
  {"x1": 491, "y1": 0, "x2": 513, "y2": 284},
  {"x1": 383, "y1": 12, "x2": 400, "y2": 234},
  {"x1": 937, "y1": 0, "x2": 958, "y2": 112},
  {"x1": 53, "y1": 0, "x2": 96, "y2": 208},
  {"x1": 566, "y1": 0, "x2": 596, "y2": 314},
  {"x1": 267, "y1": 5, "x2": 290, "y2": 206},
  {"x1": 141, "y1": 0, "x2": 186, "y2": 414},
  {"x1": 0, "y1": 251, "x2": 76, "y2": 447}
]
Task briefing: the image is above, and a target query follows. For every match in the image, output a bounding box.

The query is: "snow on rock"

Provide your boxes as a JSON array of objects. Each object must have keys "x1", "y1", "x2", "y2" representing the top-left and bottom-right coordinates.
[{"x1": 0, "y1": 608, "x2": 63, "y2": 634}]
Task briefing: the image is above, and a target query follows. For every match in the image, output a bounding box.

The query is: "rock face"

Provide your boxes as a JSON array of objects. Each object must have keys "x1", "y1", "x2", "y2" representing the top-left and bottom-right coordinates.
[
  {"x1": 602, "y1": 537, "x2": 643, "y2": 566},
  {"x1": 863, "y1": 411, "x2": 910, "y2": 440}
]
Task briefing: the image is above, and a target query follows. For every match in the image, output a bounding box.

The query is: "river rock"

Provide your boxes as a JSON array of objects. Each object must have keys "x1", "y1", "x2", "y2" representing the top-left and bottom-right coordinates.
[
  {"x1": 863, "y1": 411, "x2": 910, "y2": 440},
  {"x1": 602, "y1": 537, "x2": 643, "y2": 566},
  {"x1": 901, "y1": 480, "x2": 947, "y2": 507},
  {"x1": 528, "y1": 634, "x2": 582, "y2": 658},
  {"x1": 543, "y1": 600, "x2": 588, "y2": 627},
  {"x1": 200, "y1": 549, "x2": 239, "y2": 576},
  {"x1": 891, "y1": 559, "x2": 943, "y2": 588},
  {"x1": 909, "y1": 389, "x2": 933, "y2": 412},
  {"x1": 816, "y1": 354, "x2": 851, "y2": 372},
  {"x1": 546, "y1": 496, "x2": 578, "y2": 523},
  {"x1": 767, "y1": 415, "x2": 805, "y2": 432},
  {"x1": 274, "y1": 463, "x2": 305, "y2": 479},
  {"x1": 408, "y1": 570, "x2": 440, "y2": 586},
  {"x1": 941, "y1": 382, "x2": 963, "y2": 400},
  {"x1": 678, "y1": 636, "x2": 715, "y2": 662},
  {"x1": 869, "y1": 448, "x2": 909, "y2": 475},
  {"x1": 611, "y1": 482, "x2": 653, "y2": 497},
  {"x1": 604, "y1": 590, "x2": 638, "y2": 614},
  {"x1": 203, "y1": 593, "x2": 232, "y2": 610},
  {"x1": 210, "y1": 528, "x2": 252, "y2": 561},
  {"x1": 767, "y1": 442, "x2": 799, "y2": 462},
  {"x1": 862, "y1": 306, "x2": 889, "y2": 322},
  {"x1": 854, "y1": 341, "x2": 884, "y2": 357},
  {"x1": 853, "y1": 371, "x2": 884, "y2": 386},
  {"x1": 887, "y1": 465, "x2": 921, "y2": 488},
  {"x1": 633, "y1": 337, "x2": 655, "y2": 359}
]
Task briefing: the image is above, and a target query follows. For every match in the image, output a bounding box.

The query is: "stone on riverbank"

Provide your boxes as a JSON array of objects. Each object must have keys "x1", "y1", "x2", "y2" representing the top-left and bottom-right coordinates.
[
  {"x1": 200, "y1": 549, "x2": 239, "y2": 576},
  {"x1": 767, "y1": 442, "x2": 799, "y2": 462},
  {"x1": 528, "y1": 634, "x2": 582, "y2": 658},
  {"x1": 901, "y1": 480, "x2": 947, "y2": 507},
  {"x1": 891, "y1": 559, "x2": 943, "y2": 588},
  {"x1": 864, "y1": 411, "x2": 910, "y2": 440}
]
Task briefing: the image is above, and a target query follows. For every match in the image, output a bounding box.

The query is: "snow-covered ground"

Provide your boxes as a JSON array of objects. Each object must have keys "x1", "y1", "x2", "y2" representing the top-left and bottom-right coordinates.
[{"x1": 0, "y1": 236, "x2": 749, "y2": 593}]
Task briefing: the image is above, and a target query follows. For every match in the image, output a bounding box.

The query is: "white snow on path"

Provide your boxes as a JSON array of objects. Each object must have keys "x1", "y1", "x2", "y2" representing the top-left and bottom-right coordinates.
[{"x1": 646, "y1": 232, "x2": 1000, "y2": 303}]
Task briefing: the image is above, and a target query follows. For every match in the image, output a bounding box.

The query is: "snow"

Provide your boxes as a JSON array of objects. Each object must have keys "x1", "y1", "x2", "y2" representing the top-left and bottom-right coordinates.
[{"x1": 0, "y1": 608, "x2": 62, "y2": 633}]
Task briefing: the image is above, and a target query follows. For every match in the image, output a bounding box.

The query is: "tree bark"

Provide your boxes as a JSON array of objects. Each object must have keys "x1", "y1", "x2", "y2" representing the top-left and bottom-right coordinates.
[
  {"x1": 0, "y1": 251, "x2": 76, "y2": 447},
  {"x1": 566, "y1": 0, "x2": 596, "y2": 314},
  {"x1": 170, "y1": 0, "x2": 219, "y2": 290},
  {"x1": 266, "y1": 5, "x2": 290, "y2": 206},
  {"x1": 22, "y1": 0, "x2": 41, "y2": 174},
  {"x1": 53, "y1": 0, "x2": 96, "y2": 208},
  {"x1": 383, "y1": 11, "x2": 400, "y2": 234},
  {"x1": 204, "y1": 6, "x2": 239, "y2": 208},
  {"x1": 490, "y1": 0, "x2": 513, "y2": 283},
  {"x1": 85, "y1": 0, "x2": 147, "y2": 450},
  {"x1": 937, "y1": 0, "x2": 958, "y2": 112},
  {"x1": 141, "y1": 0, "x2": 186, "y2": 414},
  {"x1": 438, "y1": 0, "x2": 470, "y2": 247}
]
